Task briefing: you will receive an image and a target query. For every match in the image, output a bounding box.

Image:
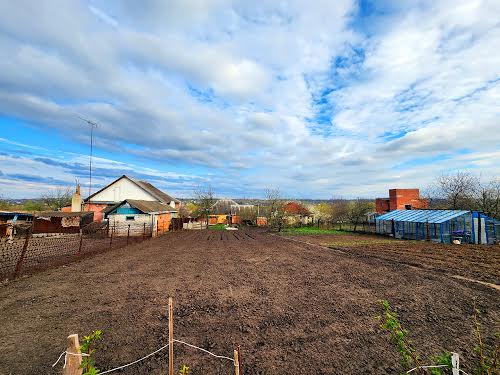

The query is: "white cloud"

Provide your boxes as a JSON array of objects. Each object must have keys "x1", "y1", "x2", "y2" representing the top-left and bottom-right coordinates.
[{"x1": 0, "y1": 0, "x2": 498, "y2": 198}]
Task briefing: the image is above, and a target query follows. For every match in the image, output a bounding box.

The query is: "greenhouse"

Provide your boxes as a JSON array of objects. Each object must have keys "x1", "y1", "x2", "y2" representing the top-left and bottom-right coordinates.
[{"x1": 375, "y1": 209, "x2": 498, "y2": 244}]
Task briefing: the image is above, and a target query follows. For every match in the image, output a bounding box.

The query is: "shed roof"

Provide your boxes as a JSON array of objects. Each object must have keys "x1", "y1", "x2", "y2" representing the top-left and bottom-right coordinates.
[
  {"x1": 35, "y1": 211, "x2": 94, "y2": 218},
  {"x1": 105, "y1": 199, "x2": 177, "y2": 215},
  {"x1": 376, "y1": 209, "x2": 469, "y2": 224}
]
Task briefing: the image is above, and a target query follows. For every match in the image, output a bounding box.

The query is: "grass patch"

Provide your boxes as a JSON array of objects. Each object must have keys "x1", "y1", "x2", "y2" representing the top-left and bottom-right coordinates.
[
  {"x1": 209, "y1": 224, "x2": 227, "y2": 230},
  {"x1": 283, "y1": 227, "x2": 349, "y2": 235},
  {"x1": 327, "y1": 239, "x2": 395, "y2": 247}
]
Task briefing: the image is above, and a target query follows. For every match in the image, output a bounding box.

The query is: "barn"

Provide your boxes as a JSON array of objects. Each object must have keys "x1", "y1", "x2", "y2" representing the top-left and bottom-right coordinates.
[{"x1": 375, "y1": 209, "x2": 498, "y2": 244}]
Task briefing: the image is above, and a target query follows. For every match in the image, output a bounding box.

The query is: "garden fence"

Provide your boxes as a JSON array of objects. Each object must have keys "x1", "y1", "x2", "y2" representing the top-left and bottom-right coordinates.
[{"x1": 0, "y1": 221, "x2": 155, "y2": 280}]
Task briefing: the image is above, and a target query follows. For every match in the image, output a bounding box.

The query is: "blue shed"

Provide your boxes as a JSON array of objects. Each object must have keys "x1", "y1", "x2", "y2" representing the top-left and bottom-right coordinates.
[{"x1": 375, "y1": 210, "x2": 498, "y2": 244}]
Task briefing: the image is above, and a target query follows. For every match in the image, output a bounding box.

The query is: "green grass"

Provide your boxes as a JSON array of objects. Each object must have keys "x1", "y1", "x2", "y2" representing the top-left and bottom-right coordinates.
[
  {"x1": 209, "y1": 224, "x2": 227, "y2": 230},
  {"x1": 283, "y1": 227, "x2": 348, "y2": 235}
]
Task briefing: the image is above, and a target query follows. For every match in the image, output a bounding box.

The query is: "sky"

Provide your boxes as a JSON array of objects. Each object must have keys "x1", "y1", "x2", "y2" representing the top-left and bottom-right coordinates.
[{"x1": 0, "y1": 0, "x2": 499, "y2": 199}]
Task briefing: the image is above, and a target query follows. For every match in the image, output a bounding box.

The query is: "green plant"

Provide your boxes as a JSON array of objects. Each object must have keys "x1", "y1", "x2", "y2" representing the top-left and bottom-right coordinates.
[
  {"x1": 178, "y1": 364, "x2": 190, "y2": 375},
  {"x1": 378, "y1": 300, "x2": 421, "y2": 372},
  {"x1": 472, "y1": 300, "x2": 499, "y2": 375},
  {"x1": 429, "y1": 352, "x2": 452, "y2": 375},
  {"x1": 80, "y1": 330, "x2": 103, "y2": 375}
]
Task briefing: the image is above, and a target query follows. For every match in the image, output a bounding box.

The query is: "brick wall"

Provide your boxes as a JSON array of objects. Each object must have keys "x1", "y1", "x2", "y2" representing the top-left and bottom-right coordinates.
[{"x1": 389, "y1": 189, "x2": 429, "y2": 210}]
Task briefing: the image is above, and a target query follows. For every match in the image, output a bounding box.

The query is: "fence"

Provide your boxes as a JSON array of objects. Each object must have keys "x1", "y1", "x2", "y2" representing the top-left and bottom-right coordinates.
[
  {"x1": 0, "y1": 222, "x2": 154, "y2": 280},
  {"x1": 53, "y1": 297, "x2": 243, "y2": 375},
  {"x1": 311, "y1": 220, "x2": 377, "y2": 234}
]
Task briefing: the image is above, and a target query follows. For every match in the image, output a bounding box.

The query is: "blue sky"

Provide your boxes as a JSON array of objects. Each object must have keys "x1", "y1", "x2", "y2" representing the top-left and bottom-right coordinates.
[{"x1": 0, "y1": 0, "x2": 499, "y2": 199}]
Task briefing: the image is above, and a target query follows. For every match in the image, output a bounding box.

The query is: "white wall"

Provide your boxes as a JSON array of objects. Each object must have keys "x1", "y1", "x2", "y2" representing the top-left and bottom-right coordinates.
[
  {"x1": 90, "y1": 178, "x2": 156, "y2": 203},
  {"x1": 109, "y1": 213, "x2": 154, "y2": 236}
]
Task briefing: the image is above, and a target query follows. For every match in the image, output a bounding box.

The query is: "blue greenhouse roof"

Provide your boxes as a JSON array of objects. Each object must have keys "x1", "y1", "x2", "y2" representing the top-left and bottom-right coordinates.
[{"x1": 376, "y1": 210, "x2": 469, "y2": 224}]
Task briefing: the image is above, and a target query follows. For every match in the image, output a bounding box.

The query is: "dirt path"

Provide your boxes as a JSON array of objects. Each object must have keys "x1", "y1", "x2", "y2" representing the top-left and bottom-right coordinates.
[{"x1": 0, "y1": 230, "x2": 498, "y2": 374}]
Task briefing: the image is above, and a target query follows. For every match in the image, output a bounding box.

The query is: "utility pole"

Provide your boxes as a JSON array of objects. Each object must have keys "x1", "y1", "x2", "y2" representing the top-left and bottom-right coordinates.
[{"x1": 77, "y1": 116, "x2": 98, "y2": 204}]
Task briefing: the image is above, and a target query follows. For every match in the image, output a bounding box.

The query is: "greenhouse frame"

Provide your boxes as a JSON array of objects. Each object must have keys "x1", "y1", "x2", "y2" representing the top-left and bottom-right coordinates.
[{"x1": 375, "y1": 209, "x2": 499, "y2": 244}]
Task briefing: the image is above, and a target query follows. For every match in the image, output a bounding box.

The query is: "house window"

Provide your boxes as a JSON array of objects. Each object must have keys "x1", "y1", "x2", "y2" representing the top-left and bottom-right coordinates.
[{"x1": 126, "y1": 216, "x2": 135, "y2": 221}]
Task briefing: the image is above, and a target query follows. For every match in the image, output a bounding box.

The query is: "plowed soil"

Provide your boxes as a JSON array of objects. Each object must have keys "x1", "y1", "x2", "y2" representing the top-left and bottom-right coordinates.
[{"x1": 0, "y1": 229, "x2": 498, "y2": 374}]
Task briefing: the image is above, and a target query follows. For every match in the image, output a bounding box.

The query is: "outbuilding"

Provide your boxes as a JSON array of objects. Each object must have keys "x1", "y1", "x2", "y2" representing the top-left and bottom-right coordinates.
[
  {"x1": 375, "y1": 209, "x2": 498, "y2": 244},
  {"x1": 104, "y1": 199, "x2": 177, "y2": 237}
]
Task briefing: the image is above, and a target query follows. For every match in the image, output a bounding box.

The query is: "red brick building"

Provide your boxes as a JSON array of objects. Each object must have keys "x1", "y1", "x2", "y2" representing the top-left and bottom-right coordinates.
[{"x1": 375, "y1": 189, "x2": 428, "y2": 214}]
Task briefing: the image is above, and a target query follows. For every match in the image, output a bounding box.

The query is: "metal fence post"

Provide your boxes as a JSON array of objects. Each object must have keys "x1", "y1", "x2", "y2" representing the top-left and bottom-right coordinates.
[
  {"x1": 109, "y1": 225, "x2": 114, "y2": 249},
  {"x1": 77, "y1": 231, "x2": 83, "y2": 256},
  {"x1": 127, "y1": 224, "x2": 130, "y2": 245},
  {"x1": 14, "y1": 226, "x2": 32, "y2": 278}
]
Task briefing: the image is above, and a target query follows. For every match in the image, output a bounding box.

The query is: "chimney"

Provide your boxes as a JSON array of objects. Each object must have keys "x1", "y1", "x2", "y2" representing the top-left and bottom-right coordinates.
[{"x1": 71, "y1": 183, "x2": 83, "y2": 212}]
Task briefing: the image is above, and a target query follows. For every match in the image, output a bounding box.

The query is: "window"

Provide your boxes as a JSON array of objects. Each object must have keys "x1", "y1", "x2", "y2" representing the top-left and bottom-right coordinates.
[
  {"x1": 126, "y1": 216, "x2": 135, "y2": 221},
  {"x1": 405, "y1": 204, "x2": 412, "y2": 210}
]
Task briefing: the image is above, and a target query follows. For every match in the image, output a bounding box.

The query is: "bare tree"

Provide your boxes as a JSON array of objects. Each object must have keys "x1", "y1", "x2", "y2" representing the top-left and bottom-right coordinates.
[
  {"x1": 329, "y1": 198, "x2": 349, "y2": 228},
  {"x1": 436, "y1": 171, "x2": 478, "y2": 209},
  {"x1": 193, "y1": 185, "x2": 216, "y2": 228},
  {"x1": 346, "y1": 198, "x2": 373, "y2": 232},
  {"x1": 475, "y1": 178, "x2": 500, "y2": 219},
  {"x1": 41, "y1": 187, "x2": 72, "y2": 210},
  {"x1": 264, "y1": 187, "x2": 287, "y2": 232}
]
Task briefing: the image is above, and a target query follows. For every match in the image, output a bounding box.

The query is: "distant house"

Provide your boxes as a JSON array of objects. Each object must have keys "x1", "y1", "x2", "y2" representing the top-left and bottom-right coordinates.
[
  {"x1": 104, "y1": 199, "x2": 177, "y2": 237},
  {"x1": 209, "y1": 199, "x2": 255, "y2": 225},
  {"x1": 284, "y1": 201, "x2": 314, "y2": 225},
  {"x1": 84, "y1": 175, "x2": 181, "y2": 222}
]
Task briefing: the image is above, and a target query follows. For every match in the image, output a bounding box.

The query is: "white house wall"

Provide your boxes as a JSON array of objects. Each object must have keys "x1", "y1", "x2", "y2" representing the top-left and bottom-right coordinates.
[{"x1": 90, "y1": 178, "x2": 156, "y2": 203}]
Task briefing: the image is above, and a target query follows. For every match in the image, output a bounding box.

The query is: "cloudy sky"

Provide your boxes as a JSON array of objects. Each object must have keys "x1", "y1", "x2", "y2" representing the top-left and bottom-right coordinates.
[{"x1": 0, "y1": 0, "x2": 499, "y2": 199}]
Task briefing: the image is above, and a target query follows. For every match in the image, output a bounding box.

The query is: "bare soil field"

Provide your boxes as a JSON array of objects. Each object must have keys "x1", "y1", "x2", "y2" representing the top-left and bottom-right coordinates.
[
  {"x1": 0, "y1": 229, "x2": 498, "y2": 374},
  {"x1": 284, "y1": 232, "x2": 500, "y2": 285}
]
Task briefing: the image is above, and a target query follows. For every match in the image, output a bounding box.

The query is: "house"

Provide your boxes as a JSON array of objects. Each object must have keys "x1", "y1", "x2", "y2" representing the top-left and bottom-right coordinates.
[
  {"x1": 284, "y1": 201, "x2": 314, "y2": 225},
  {"x1": 375, "y1": 189, "x2": 429, "y2": 214},
  {"x1": 84, "y1": 175, "x2": 181, "y2": 222},
  {"x1": 33, "y1": 211, "x2": 94, "y2": 234},
  {"x1": 209, "y1": 199, "x2": 255, "y2": 225},
  {"x1": 104, "y1": 199, "x2": 177, "y2": 237}
]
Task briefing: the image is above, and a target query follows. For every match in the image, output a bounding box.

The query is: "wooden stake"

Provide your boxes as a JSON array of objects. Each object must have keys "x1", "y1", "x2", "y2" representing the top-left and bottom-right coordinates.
[
  {"x1": 451, "y1": 352, "x2": 460, "y2": 375},
  {"x1": 169, "y1": 297, "x2": 173, "y2": 375},
  {"x1": 63, "y1": 334, "x2": 83, "y2": 375},
  {"x1": 233, "y1": 349, "x2": 240, "y2": 375},
  {"x1": 14, "y1": 226, "x2": 32, "y2": 278},
  {"x1": 237, "y1": 345, "x2": 243, "y2": 375}
]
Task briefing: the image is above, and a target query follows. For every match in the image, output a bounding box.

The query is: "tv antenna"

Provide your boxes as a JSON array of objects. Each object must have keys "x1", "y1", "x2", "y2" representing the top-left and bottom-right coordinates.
[{"x1": 77, "y1": 116, "x2": 98, "y2": 202}]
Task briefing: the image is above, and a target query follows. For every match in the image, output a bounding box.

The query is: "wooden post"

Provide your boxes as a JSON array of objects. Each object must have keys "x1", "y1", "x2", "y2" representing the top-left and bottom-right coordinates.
[
  {"x1": 169, "y1": 297, "x2": 174, "y2": 375},
  {"x1": 237, "y1": 345, "x2": 243, "y2": 375},
  {"x1": 143, "y1": 222, "x2": 146, "y2": 240},
  {"x1": 14, "y1": 226, "x2": 32, "y2": 278},
  {"x1": 77, "y1": 232, "x2": 83, "y2": 256},
  {"x1": 109, "y1": 225, "x2": 114, "y2": 249},
  {"x1": 233, "y1": 349, "x2": 240, "y2": 375},
  {"x1": 63, "y1": 334, "x2": 83, "y2": 375},
  {"x1": 127, "y1": 224, "x2": 130, "y2": 245},
  {"x1": 451, "y1": 352, "x2": 459, "y2": 375}
]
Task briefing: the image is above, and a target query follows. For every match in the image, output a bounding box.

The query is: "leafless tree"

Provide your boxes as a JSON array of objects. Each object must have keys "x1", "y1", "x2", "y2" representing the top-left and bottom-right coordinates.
[
  {"x1": 329, "y1": 197, "x2": 350, "y2": 227},
  {"x1": 436, "y1": 171, "x2": 478, "y2": 209},
  {"x1": 264, "y1": 187, "x2": 287, "y2": 232},
  {"x1": 475, "y1": 178, "x2": 500, "y2": 219},
  {"x1": 346, "y1": 198, "x2": 374, "y2": 232},
  {"x1": 193, "y1": 185, "x2": 216, "y2": 228},
  {"x1": 41, "y1": 187, "x2": 72, "y2": 210}
]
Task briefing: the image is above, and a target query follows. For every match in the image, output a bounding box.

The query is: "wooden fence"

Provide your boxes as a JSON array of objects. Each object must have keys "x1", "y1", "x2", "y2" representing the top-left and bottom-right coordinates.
[{"x1": 0, "y1": 222, "x2": 154, "y2": 280}]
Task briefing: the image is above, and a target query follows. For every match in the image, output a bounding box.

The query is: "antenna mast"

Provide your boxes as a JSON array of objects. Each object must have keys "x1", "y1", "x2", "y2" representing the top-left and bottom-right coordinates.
[{"x1": 77, "y1": 116, "x2": 98, "y2": 203}]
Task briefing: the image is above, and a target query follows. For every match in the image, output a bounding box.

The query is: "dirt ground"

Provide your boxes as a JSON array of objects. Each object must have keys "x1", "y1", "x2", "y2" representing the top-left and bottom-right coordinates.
[
  {"x1": 0, "y1": 229, "x2": 498, "y2": 374},
  {"x1": 285, "y1": 232, "x2": 500, "y2": 285}
]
